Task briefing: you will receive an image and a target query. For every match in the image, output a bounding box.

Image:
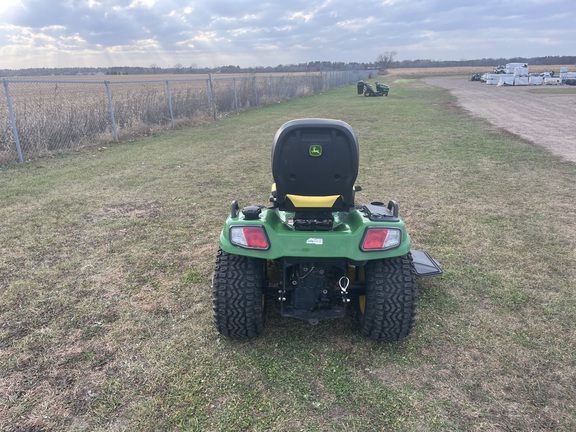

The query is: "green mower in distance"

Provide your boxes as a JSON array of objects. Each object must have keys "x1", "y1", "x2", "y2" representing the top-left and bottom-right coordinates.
[
  {"x1": 212, "y1": 119, "x2": 442, "y2": 342},
  {"x1": 357, "y1": 80, "x2": 389, "y2": 96}
]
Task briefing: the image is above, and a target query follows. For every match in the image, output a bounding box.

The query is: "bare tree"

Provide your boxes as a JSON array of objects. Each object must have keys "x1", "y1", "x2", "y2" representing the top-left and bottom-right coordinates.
[{"x1": 376, "y1": 51, "x2": 397, "y2": 74}]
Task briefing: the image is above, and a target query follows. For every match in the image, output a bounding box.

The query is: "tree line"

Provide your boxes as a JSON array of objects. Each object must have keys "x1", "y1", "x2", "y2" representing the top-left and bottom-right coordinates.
[
  {"x1": 396, "y1": 55, "x2": 576, "y2": 68},
  {"x1": 1, "y1": 55, "x2": 574, "y2": 78}
]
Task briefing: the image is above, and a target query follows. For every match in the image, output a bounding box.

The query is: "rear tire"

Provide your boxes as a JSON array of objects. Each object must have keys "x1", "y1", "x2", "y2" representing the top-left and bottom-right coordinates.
[
  {"x1": 357, "y1": 254, "x2": 417, "y2": 342},
  {"x1": 212, "y1": 249, "x2": 266, "y2": 339}
]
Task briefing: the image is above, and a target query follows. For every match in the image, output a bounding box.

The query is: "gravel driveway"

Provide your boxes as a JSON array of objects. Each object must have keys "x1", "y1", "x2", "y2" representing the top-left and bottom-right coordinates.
[{"x1": 423, "y1": 77, "x2": 576, "y2": 163}]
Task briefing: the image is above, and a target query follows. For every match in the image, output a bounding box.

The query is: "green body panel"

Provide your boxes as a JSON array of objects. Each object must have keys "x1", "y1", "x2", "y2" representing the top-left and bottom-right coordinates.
[{"x1": 218, "y1": 208, "x2": 411, "y2": 261}]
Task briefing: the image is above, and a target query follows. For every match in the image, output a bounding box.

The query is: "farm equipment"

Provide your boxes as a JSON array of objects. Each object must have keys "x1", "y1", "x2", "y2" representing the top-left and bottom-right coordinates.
[
  {"x1": 357, "y1": 80, "x2": 389, "y2": 96},
  {"x1": 469, "y1": 72, "x2": 482, "y2": 81},
  {"x1": 212, "y1": 119, "x2": 442, "y2": 342},
  {"x1": 493, "y1": 65, "x2": 506, "y2": 74}
]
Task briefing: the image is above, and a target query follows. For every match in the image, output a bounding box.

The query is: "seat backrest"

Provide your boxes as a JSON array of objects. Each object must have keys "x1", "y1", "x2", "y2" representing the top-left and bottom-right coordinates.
[{"x1": 271, "y1": 119, "x2": 359, "y2": 211}]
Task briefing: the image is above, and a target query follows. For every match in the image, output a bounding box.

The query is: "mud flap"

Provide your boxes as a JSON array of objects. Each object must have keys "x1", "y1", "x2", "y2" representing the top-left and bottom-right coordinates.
[{"x1": 410, "y1": 249, "x2": 443, "y2": 277}]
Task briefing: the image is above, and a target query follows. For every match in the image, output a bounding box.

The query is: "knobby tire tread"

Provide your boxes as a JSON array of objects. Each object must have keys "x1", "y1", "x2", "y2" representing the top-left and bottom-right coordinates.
[
  {"x1": 359, "y1": 254, "x2": 417, "y2": 342},
  {"x1": 212, "y1": 249, "x2": 266, "y2": 339}
]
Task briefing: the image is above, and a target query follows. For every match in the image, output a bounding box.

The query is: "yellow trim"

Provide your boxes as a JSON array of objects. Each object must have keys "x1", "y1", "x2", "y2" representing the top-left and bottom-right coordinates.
[
  {"x1": 358, "y1": 295, "x2": 366, "y2": 315},
  {"x1": 286, "y1": 194, "x2": 340, "y2": 208},
  {"x1": 271, "y1": 183, "x2": 277, "y2": 192}
]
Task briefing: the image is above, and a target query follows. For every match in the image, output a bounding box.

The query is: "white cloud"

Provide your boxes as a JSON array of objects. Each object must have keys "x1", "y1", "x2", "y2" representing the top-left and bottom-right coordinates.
[
  {"x1": 336, "y1": 17, "x2": 375, "y2": 30},
  {"x1": 0, "y1": 0, "x2": 574, "y2": 69},
  {"x1": 129, "y1": 0, "x2": 156, "y2": 7}
]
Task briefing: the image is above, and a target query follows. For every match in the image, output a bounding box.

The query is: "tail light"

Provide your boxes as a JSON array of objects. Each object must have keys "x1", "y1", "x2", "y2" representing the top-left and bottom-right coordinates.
[
  {"x1": 361, "y1": 228, "x2": 401, "y2": 251},
  {"x1": 230, "y1": 226, "x2": 270, "y2": 250}
]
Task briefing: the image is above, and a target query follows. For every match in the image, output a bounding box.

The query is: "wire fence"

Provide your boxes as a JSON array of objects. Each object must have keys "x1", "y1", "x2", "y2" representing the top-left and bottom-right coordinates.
[{"x1": 1, "y1": 70, "x2": 373, "y2": 165}]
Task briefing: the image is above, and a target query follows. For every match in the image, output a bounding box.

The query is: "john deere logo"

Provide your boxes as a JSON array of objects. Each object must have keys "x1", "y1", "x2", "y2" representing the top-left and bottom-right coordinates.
[{"x1": 309, "y1": 145, "x2": 322, "y2": 157}]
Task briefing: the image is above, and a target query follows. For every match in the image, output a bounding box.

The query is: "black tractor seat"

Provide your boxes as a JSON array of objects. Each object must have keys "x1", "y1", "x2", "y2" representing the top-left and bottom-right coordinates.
[
  {"x1": 271, "y1": 119, "x2": 360, "y2": 212},
  {"x1": 270, "y1": 119, "x2": 361, "y2": 231}
]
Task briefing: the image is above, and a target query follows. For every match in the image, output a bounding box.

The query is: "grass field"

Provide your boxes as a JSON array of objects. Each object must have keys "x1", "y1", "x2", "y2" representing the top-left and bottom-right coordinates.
[{"x1": 1, "y1": 77, "x2": 575, "y2": 431}]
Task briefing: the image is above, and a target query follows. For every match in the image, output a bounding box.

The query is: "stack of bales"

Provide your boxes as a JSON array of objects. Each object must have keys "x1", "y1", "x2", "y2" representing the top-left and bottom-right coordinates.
[
  {"x1": 560, "y1": 67, "x2": 576, "y2": 85},
  {"x1": 496, "y1": 63, "x2": 529, "y2": 86},
  {"x1": 482, "y1": 72, "x2": 510, "y2": 85},
  {"x1": 482, "y1": 63, "x2": 576, "y2": 86},
  {"x1": 483, "y1": 63, "x2": 528, "y2": 85}
]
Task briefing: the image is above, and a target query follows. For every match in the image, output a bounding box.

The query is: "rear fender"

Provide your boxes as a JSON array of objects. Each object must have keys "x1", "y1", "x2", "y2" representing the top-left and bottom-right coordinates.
[{"x1": 219, "y1": 207, "x2": 411, "y2": 261}]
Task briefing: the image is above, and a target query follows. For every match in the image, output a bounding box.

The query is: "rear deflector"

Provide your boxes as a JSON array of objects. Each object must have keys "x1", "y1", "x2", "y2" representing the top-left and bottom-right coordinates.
[{"x1": 411, "y1": 249, "x2": 443, "y2": 277}]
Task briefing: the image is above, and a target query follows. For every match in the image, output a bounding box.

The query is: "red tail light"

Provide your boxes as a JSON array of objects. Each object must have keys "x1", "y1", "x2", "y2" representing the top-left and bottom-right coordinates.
[
  {"x1": 230, "y1": 226, "x2": 270, "y2": 250},
  {"x1": 361, "y1": 228, "x2": 401, "y2": 251}
]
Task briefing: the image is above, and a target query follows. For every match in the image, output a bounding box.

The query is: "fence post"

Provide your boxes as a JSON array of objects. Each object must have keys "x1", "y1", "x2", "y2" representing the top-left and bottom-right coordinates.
[
  {"x1": 3, "y1": 79, "x2": 24, "y2": 163},
  {"x1": 269, "y1": 75, "x2": 273, "y2": 100},
  {"x1": 233, "y1": 77, "x2": 239, "y2": 113},
  {"x1": 208, "y1": 73, "x2": 217, "y2": 121},
  {"x1": 104, "y1": 81, "x2": 118, "y2": 142},
  {"x1": 205, "y1": 79, "x2": 212, "y2": 116},
  {"x1": 165, "y1": 80, "x2": 175, "y2": 128},
  {"x1": 253, "y1": 76, "x2": 259, "y2": 106}
]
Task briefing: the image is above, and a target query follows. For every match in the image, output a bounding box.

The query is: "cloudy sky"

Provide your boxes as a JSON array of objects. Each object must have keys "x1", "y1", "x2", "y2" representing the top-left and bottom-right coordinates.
[{"x1": 0, "y1": 0, "x2": 574, "y2": 69}]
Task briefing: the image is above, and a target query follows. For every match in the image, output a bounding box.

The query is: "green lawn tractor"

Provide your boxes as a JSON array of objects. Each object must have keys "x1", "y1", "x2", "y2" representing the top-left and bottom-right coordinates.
[
  {"x1": 357, "y1": 80, "x2": 389, "y2": 96},
  {"x1": 469, "y1": 72, "x2": 482, "y2": 81},
  {"x1": 212, "y1": 119, "x2": 442, "y2": 342}
]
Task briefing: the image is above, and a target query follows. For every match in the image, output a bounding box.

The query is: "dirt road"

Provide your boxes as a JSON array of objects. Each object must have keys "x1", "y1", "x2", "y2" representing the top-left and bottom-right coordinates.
[{"x1": 422, "y1": 77, "x2": 576, "y2": 163}]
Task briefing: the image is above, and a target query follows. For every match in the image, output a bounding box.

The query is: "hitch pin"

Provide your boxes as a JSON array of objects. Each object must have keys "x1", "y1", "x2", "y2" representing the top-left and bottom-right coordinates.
[{"x1": 339, "y1": 276, "x2": 350, "y2": 302}]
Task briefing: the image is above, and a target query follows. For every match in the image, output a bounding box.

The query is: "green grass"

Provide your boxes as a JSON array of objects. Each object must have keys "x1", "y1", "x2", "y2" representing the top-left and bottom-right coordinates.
[{"x1": 1, "y1": 77, "x2": 575, "y2": 431}]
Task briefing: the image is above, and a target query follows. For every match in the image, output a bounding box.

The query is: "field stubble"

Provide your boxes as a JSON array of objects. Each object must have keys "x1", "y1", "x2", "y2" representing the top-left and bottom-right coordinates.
[
  {"x1": 0, "y1": 77, "x2": 575, "y2": 431},
  {"x1": 0, "y1": 73, "x2": 324, "y2": 165}
]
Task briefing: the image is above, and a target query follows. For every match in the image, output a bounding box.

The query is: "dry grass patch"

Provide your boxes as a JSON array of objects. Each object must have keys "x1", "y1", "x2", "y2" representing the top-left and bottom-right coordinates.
[{"x1": 1, "y1": 78, "x2": 575, "y2": 431}]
